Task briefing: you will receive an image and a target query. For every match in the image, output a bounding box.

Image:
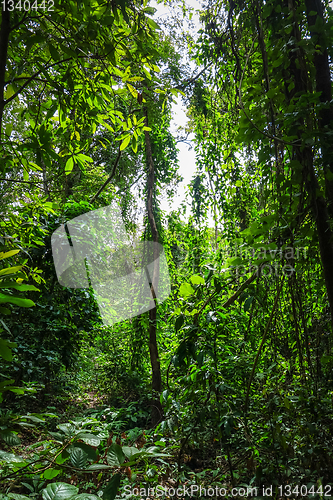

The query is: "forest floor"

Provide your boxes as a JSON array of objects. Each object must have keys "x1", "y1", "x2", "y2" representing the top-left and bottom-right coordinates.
[{"x1": 1, "y1": 373, "x2": 332, "y2": 500}]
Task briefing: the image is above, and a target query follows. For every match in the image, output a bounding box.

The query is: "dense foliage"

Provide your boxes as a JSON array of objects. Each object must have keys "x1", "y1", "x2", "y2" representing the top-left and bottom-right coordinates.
[{"x1": 1, "y1": 0, "x2": 333, "y2": 498}]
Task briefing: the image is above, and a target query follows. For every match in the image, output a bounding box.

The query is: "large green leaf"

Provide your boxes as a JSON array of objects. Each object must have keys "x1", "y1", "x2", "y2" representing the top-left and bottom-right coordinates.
[
  {"x1": 106, "y1": 443, "x2": 125, "y2": 466},
  {"x1": 0, "y1": 429, "x2": 21, "y2": 445},
  {"x1": 0, "y1": 266, "x2": 23, "y2": 276},
  {"x1": 0, "y1": 450, "x2": 23, "y2": 462},
  {"x1": 20, "y1": 415, "x2": 45, "y2": 423},
  {"x1": 0, "y1": 282, "x2": 39, "y2": 292},
  {"x1": 84, "y1": 464, "x2": 112, "y2": 471},
  {"x1": 42, "y1": 483, "x2": 78, "y2": 500},
  {"x1": 69, "y1": 446, "x2": 88, "y2": 468},
  {"x1": 70, "y1": 442, "x2": 97, "y2": 461},
  {"x1": 43, "y1": 468, "x2": 62, "y2": 480},
  {"x1": 0, "y1": 250, "x2": 20, "y2": 260},
  {"x1": 8, "y1": 495, "x2": 30, "y2": 500},
  {"x1": 0, "y1": 293, "x2": 35, "y2": 307},
  {"x1": 179, "y1": 283, "x2": 194, "y2": 297},
  {"x1": 122, "y1": 446, "x2": 139, "y2": 458},
  {"x1": 189, "y1": 274, "x2": 205, "y2": 285},
  {"x1": 120, "y1": 134, "x2": 131, "y2": 151},
  {"x1": 57, "y1": 423, "x2": 75, "y2": 436},
  {"x1": 76, "y1": 432, "x2": 100, "y2": 447},
  {"x1": 102, "y1": 474, "x2": 121, "y2": 500},
  {"x1": 65, "y1": 156, "x2": 74, "y2": 175}
]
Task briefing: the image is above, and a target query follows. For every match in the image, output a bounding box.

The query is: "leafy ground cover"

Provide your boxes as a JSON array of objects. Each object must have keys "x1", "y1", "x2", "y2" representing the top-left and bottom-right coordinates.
[{"x1": 1, "y1": 349, "x2": 333, "y2": 500}]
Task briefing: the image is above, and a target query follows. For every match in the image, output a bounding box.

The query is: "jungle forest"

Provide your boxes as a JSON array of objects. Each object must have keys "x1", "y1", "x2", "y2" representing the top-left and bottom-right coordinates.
[{"x1": 1, "y1": 0, "x2": 333, "y2": 498}]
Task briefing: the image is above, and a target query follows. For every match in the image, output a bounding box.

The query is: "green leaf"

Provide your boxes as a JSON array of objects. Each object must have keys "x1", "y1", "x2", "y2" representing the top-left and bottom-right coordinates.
[
  {"x1": 0, "y1": 293, "x2": 35, "y2": 308},
  {"x1": 0, "y1": 338, "x2": 13, "y2": 361},
  {"x1": 42, "y1": 483, "x2": 78, "y2": 500},
  {"x1": 244, "y1": 296, "x2": 254, "y2": 312},
  {"x1": 8, "y1": 387, "x2": 24, "y2": 395},
  {"x1": 175, "y1": 315, "x2": 184, "y2": 332},
  {"x1": 321, "y1": 355, "x2": 331, "y2": 365},
  {"x1": 147, "y1": 17, "x2": 161, "y2": 30},
  {"x1": 120, "y1": 135, "x2": 131, "y2": 151},
  {"x1": 8, "y1": 494, "x2": 31, "y2": 500},
  {"x1": 0, "y1": 450, "x2": 23, "y2": 462},
  {"x1": 0, "y1": 306, "x2": 11, "y2": 314},
  {"x1": 0, "y1": 282, "x2": 39, "y2": 292},
  {"x1": 57, "y1": 423, "x2": 75, "y2": 436},
  {"x1": 48, "y1": 44, "x2": 60, "y2": 61},
  {"x1": 65, "y1": 157, "x2": 74, "y2": 175},
  {"x1": 5, "y1": 122, "x2": 13, "y2": 136},
  {"x1": 266, "y1": 88, "x2": 279, "y2": 99},
  {"x1": 0, "y1": 429, "x2": 21, "y2": 445},
  {"x1": 103, "y1": 474, "x2": 121, "y2": 500},
  {"x1": 107, "y1": 443, "x2": 125, "y2": 466},
  {"x1": 0, "y1": 250, "x2": 20, "y2": 259},
  {"x1": 179, "y1": 283, "x2": 195, "y2": 297},
  {"x1": 4, "y1": 84, "x2": 15, "y2": 99},
  {"x1": 227, "y1": 257, "x2": 244, "y2": 266},
  {"x1": 55, "y1": 450, "x2": 70, "y2": 464},
  {"x1": 272, "y1": 57, "x2": 284, "y2": 68},
  {"x1": 76, "y1": 432, "x2": 100, "y2": 447},
  {"x1": 70, "y1": 447, "x2": 88, "y2": 468},
  {"x1": 43, "y1": 468, "x2": 62, "y2": 480},
  {"x1": 71, "y1": 442, "x2": 97, "y2": 461},
  {"x1": 190, "y1": 275, "x2": 205, "y2": 285},
  {"x1": 76, "y1": 154, "x2": 93, "y2": 163},
  {"x1": 122, "y1": 446, "x2": 139, "y2": 458},
  {"x1": 84, "y1": 464, "x2": 112, "y2": 470},
  {"x1": 131, "y1": 135, "x2": 137, "y2": 153},
  {"x1": 0, "y1": 265, "x2": 23, "y2": 275}
]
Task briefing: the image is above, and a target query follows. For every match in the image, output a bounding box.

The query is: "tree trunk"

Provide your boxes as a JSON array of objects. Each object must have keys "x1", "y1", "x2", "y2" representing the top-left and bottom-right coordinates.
[
  {"x1": 144, "y1": 106, "x2": 162, "y2": 426},
  {"x1": 287, "y1": 0, "x2": 333, "y2": 326},
  {"x1": 304, "y1": 0, "x2": 333, "y2": 209},
  {"x1": 0, "y1": 4, "x2": 10, "y2": 141}
]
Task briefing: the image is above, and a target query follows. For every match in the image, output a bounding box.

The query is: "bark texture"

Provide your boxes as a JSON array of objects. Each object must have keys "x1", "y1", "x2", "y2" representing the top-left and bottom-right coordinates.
[
  {"x1": 144, "y1": 106, "x2": 162, "y2": 426},
  {"x1": 286, "y1": 0, "x2": 333, "y2": 326}
]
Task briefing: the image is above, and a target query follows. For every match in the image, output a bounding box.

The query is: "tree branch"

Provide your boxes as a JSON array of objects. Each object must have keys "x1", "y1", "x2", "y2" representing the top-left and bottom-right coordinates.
[
  {"x1": 89, "y1": 147, "x2": 121, "y2": 203},
  {"x1": 177, "y1": 62, "x2": 214, "y2": 91}
]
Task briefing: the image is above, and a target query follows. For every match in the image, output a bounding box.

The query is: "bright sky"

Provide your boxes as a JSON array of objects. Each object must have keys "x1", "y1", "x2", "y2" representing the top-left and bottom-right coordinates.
[{"x1": 151, "y1": 0, "x2": 202, "y2": 216}]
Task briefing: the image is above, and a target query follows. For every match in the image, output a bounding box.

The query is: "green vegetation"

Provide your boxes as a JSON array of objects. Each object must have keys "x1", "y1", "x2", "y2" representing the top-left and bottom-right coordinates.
[{"x1": 1, "y1": 0, "x2": 333, "y2": 498}]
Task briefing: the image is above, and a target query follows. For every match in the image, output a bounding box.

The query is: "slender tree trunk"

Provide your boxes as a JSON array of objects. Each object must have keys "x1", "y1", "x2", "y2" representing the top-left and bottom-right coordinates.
[
  {"x1": 304, "y1": 0, "x2": 333, "y2": 207},
  {"x1": 0, "y1": 4, "x2": 10, "y2": 141},
  {"x1": 144, "y1": 106, "x2": 162, "y2": 426},
  {"x1": 286, "y1": 0, "x2": 333, "y2": 327}
]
